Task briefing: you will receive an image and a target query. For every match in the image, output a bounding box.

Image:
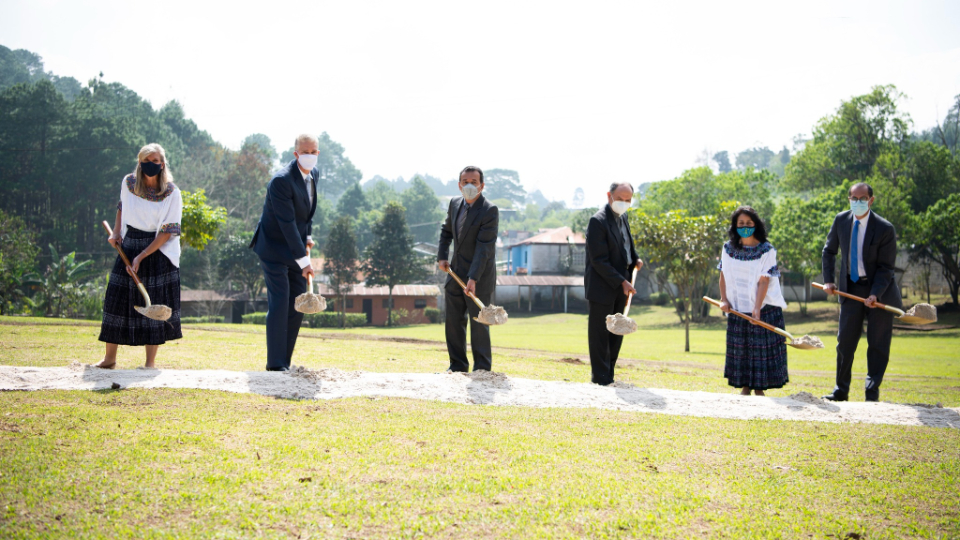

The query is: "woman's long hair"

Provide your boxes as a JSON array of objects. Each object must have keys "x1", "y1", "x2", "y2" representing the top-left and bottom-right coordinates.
[
  {"x1": 134, "y1": 143, "x2": 173, "y2": 197},
  {"x1": 727, "y1": 205, "x2": 768, "y2": 248}
]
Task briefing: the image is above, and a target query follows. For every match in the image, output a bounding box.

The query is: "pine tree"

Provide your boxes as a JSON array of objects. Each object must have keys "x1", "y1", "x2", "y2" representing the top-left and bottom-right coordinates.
[{"x1": 361, "y1": 202, "x2": 427, "y2": 326}]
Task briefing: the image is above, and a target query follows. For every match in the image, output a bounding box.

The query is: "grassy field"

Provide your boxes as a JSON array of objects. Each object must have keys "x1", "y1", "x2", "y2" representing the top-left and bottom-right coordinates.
[{"x1": 1, "y1": 301, "x2": 959, "y2": 538}]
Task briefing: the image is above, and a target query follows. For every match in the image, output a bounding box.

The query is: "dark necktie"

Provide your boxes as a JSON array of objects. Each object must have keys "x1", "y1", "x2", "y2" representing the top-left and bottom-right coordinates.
[
  {"x1": 457, "y1": 201, "x2": 469, "y2": 237},
  {"x1": 850, "y1": 219, "x2": 860, "y2": 283}
]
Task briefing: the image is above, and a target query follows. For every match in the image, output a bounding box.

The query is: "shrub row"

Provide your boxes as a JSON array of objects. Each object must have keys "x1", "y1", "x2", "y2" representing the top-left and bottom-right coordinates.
[
  {"x1": 241, "y1": 311, "x2": 367, "y2": 328},
  {"x1": 181, "y1": 316, "x2": 225, "y2": 324}
]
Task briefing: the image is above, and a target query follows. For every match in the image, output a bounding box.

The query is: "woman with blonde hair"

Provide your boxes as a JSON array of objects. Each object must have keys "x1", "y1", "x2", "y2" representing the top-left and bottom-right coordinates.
[{"x1": 95, "y1": 143, "x2": 183, "y2": 368}]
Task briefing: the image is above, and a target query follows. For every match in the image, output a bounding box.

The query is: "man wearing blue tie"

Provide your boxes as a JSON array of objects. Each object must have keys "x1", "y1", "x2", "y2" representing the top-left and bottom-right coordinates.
[
  {"x1": 249, "y1": 134, "x2": 319, "y2": 371},
  {"x1": 820, "y1": 182, "x2": 902, "y2": 402}
]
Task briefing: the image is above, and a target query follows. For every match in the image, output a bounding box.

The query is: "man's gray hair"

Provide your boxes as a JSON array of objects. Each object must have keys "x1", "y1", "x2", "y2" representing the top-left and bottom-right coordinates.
[
  {"x1": 294, "y1": 133, "x2": 319, "y2": 152},
  {"x1": 608, "y1": 182, "x2": 634, "y2": 193}
]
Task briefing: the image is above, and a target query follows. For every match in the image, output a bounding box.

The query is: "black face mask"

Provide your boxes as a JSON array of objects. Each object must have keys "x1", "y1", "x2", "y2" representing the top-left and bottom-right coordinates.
[{"x1": 140, "y1": 161, "x2": 163, "y2": 177}]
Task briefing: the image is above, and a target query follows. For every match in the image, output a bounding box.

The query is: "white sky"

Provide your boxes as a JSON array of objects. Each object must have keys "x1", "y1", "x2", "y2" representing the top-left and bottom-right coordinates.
[{"x1": 2, "y1": 0, "x2": 959, "y2": 206}]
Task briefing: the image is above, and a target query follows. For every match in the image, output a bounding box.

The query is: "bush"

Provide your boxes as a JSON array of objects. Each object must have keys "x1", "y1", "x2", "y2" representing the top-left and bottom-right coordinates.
[
  {"x1": 181, "y1": 316, "x2": 224, "y2": 324},
  {"x1": 424, "y1": 307, "x2": 441, "y2": 324},
  {"x1": 304, "y1": 312, "x2": 367, "y2": 328},
  {"x1": 242, "y1": 312, "x2": 268, "y2": 325},
  {"x1": 649, "y1": 291, "x2": 669, "y2": 306},
  {"x1": 243, "y1": 311, "x2": 367, "y2": 328}
]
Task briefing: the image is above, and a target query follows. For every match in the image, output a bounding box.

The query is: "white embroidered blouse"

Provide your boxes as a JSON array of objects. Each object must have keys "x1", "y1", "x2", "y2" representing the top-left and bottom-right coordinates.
[
  {"x1": 117, "y1": 174, "x2": 183, "y2": 267},
  {"x1": 717, "y1": 241, "x2": 787, "y2": 313}
]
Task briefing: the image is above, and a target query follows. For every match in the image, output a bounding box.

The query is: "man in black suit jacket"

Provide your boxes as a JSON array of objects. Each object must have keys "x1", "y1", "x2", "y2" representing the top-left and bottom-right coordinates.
[
  {"x1": 437, "y1": 166, "x2": 499, "y2": 372},
  {"x1": 584, "y1": 183, "x2": 642, "y2": 386},
  {"x1": 821, "y1": 182, "x2": 902, "y2": 401},
  {"x1": 250, "y1": 134, "x2": 319, "y2": 371}
]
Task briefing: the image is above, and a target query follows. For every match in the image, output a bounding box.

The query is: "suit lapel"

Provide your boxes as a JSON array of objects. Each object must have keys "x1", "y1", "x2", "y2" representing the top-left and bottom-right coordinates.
[
  {"x1": 289, "y1": 161, "x2": 309, "y2": 205},
  {"x1": 863, "y1": 211, "x2": 877, "y2": 251},
  {"x1": 457, "y1": 195, "x2": 485, "y2": 244},
  {"x1": 605, "y1": 205, "x2": 624, "y2": 255},
  {"x1": 307, "y1": 167, "x2": 318, "y2": 219}
]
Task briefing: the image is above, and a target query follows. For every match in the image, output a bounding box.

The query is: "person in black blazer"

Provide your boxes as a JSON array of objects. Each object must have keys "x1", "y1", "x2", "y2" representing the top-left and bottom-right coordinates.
[
  {"x1": 584, "y1": 183, "x2": 643, "y2": 386},
  {"x1": 437, "y1": 166, "x2": 499, "y2": 372},
  {"x1": 249, "y1": 134, "x2": 319, "y2": 371},
  {"x1": 821, "y1": 182, "x2": 902, "y2": 401}
]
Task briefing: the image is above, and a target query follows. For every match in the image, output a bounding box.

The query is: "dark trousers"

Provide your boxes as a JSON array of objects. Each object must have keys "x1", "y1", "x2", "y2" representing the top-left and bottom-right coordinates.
[
  {"x1": 260, "y1": 258, "x2": 307, "y2": 369},
  {"x1": 588, "y1": 294, "x2": 627, "y2": 386},
  {"x1": 444, "y1": 287, "x2": 492, "y2": 372},
  {"x1": 834, "y1": 278, "x2": 894, "y2": 399}
]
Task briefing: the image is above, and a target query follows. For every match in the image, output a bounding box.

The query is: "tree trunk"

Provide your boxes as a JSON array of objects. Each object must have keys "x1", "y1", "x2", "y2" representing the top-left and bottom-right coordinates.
[
  {"x1": 387, "y1": 286, "x2": 394, "y2": 327},
  {"x1": 684, "y1": 298, "x2": 690, "y2": 353}
]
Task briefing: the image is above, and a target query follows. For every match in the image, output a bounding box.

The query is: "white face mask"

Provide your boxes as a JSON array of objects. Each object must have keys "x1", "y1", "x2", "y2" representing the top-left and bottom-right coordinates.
[
  {"x1": 611, "y1": 200, "x2": 631, "y2": 215},
  {"x1": 461, "y1": 183, "x2": 479, "y2": 200},
  {"x1": 297, "y1": 153, "x2": 318, "y2": 171}
]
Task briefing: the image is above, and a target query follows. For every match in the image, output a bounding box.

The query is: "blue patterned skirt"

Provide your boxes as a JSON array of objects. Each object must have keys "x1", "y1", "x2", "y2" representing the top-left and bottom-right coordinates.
[
  {"x1": 98, "y1": 227, "x2": 182, "y2": 346},
  {"x1": 724, "y1": 305, "x2": 789, "y2": 390}
]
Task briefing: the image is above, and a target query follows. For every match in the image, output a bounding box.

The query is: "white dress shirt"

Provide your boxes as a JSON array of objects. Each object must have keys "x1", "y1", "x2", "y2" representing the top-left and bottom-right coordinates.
[
  {"x1": 851, "y1": 211, "x2": 869, "y2": 279},
  {"x1": 295, "y1": 167, "x2": 315, "y2": 270}
]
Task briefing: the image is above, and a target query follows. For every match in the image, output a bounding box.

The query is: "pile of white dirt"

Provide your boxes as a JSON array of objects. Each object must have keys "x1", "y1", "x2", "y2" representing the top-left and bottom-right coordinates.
[
  {"x1": 791, "y1": 335, "x2": 825, "y2": 348},
  {"x1": 2, "y1": 365, "x2": 957, "y2": 428},
  {"x1": 605, "y1": 314, "x2": 637, "y2": 335},
  {"x1": 476, "y1": 305, "x2": 508, "y2": 325},
  {"x1": 904, "y1": 303, "x2": 937, "y2": 322},
  {"x1": 294, "y1": 293, "x2": 326, "y2": 314}
]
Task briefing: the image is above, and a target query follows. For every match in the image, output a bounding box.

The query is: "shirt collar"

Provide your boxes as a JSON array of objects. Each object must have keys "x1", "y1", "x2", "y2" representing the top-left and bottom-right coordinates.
[
  {"x1": 299, "y1": 167, "x2": 312, "y2": 181},
  {"x1": 854, "y1": 210, "x2": 870, "y2": 225}
]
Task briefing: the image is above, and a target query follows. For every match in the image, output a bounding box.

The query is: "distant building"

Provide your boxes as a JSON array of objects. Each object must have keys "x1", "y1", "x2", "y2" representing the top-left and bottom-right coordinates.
[
  {"x1": 318, "y1": 284, "x2": 440, "y2": 326},
  {"x1": 503, "y1": 226, "x2": 586, "y2": 276}
]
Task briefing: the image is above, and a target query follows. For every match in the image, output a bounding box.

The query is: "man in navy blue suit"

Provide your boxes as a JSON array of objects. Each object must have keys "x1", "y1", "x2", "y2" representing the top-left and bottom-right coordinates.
[{"x1": 250, "y1": 134, "x2": 319, "y2": 371}]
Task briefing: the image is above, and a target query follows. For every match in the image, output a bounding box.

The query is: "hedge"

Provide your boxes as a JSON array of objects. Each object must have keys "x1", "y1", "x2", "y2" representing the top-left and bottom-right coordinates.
[
  {"x1": 181, "y1": 316, "x2": 225, "y2": 324},
  {"x1": 241, "y1": 311, "x2": 367, "y2": 328}
]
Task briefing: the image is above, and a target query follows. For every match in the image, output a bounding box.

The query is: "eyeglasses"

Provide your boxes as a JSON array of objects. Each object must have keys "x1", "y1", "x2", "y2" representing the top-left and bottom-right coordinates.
[{"x1": 848, "y1": 196, "x2": 870, "y2": 203}]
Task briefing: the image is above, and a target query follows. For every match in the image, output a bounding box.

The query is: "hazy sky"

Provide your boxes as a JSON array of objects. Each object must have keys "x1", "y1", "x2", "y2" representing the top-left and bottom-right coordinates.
[{"x1": 2, "y1": 0, "x2": 959, "y2": 206}]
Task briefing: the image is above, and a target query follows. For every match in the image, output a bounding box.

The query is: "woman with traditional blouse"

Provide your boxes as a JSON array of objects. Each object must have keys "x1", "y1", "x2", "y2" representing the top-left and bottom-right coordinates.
[
  {"x1": 95, "y1": 143, "x2": 183, "y2": 368},
  {"x1": 717, "y1": 206, "x2": 789, "y2": 395}
]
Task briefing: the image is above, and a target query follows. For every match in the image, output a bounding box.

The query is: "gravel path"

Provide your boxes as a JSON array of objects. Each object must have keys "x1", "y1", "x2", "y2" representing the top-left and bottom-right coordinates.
[{"x1": 1, "y1": 365, "x2": 957, "y2": 428}]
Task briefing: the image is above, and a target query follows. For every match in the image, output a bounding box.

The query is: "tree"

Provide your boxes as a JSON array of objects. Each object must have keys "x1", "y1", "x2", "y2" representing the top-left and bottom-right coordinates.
[
  {"x1": 218, "y1": 231, "x2": 263, "y2": 300},
  {"x1": 336, "y1": 182, "x2": 369, "y2": 216},
  {"x1": 784, "y1": 85, "x2": 911, "y2": 192},
  {"x1": 181, "y1": 189, "x2": 227, "y2": 251},
  {"x1": 913, "y1": 193, "x2": 960, "y2": 305},
  {"x1": 364, "y1": 179, "x2": 400, "y2": 209},
  {"x1": 361, "y1": 202, "x2": 427, "y2": 326},
  {"x1": 570, "y1": 207, "x2": 598, "y2": 234},
  {"x1": 242, "y1": 133, "x2": 277, "y2": 164},
  {"x1": 0, "y1": 210, "x2": 40, "y2": 314},
  {"x1": 769, "y1": 187, "x2": 845, "y2": 314},
  {"x1": 400, "y1": 176, "x2": 444, "y2": 243},
  {"x1": 23, "y1": 245, "x2": 99, "y2": 317},
  {"x1": 638, "y1": 166, "x2": 775, "y2": 222},
  {"x1": 484, "y1": 169, "x2": 526, "y2": 206},
  {"x1": 324, "y1": 216, "x2": 359, "y2": 328},
  {"x1": 630, "y1": 206, "x2": 730, "y2": 352},
  {"x1": 713, "y1": 151, "x2": 732, "y2": 173}
]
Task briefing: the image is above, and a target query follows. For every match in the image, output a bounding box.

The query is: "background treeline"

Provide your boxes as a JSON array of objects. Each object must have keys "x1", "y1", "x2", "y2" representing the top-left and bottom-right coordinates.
[
  {"x1": 1, "y1": 45, "x2": 958, "y2": 327},
  {"x1": 629, "y1": 85, "x2": 960, "y2": 351}
]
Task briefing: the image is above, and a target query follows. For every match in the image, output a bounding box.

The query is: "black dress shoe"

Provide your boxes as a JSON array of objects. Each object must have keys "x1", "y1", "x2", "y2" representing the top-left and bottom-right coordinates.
[
  {"x1": 266, "y1": 366, "x2": 289, "y2": 372},
  {"x1": 822, "y1": 392, "x2": 848, "y2": 402},
  {"x1": 865, "y1": 395, "x2": 879, "y2": 402}
]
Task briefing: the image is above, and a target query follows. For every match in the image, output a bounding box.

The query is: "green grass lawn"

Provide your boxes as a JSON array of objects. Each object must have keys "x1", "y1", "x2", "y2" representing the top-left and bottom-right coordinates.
[{"x1": 1, "y1": 303, "x2": 959, "y2": 538}]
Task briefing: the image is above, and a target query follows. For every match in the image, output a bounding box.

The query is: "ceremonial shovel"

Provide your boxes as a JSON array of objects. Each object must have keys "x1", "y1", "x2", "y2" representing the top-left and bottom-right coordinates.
[
  {"x1": 606, "y1": 266, "x2": 639, "y2": 336},
  {"x1": 702, "y1": 296, "x2": 824, "y2": 350},
  {"x1": 294, "y1": 274, "x2": 327, "y2": 314},
  {"x1": 102, "y1": 221, "x2": 172, "y2": 322},
  {"x1": 443, "y1": 267, "x2": 507, "y2": 325},
  {"x1": 812, "y1": 282, "x2": 937, "y2": 325}
]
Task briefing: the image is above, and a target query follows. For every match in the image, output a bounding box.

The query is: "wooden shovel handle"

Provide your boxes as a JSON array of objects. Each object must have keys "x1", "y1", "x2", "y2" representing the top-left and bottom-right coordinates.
[
  {"x1": 444, "y1": 267, "x2": 485, "y2": 310},
  {"x1": 702, "y1": 296, "x2": 795, "y2": 341},
  {"x1": 102, "y1": 221, "x2": 151, "y2": 307},
  {"x1": 811, "y1": 282, "x2": 905, "y2": 316},
  {"x1": 102, "y1": 221, "x2": 142, "y2": 287},
  {"x1": 623, "y1": 266, "x2": 639, "y2": 313}
]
